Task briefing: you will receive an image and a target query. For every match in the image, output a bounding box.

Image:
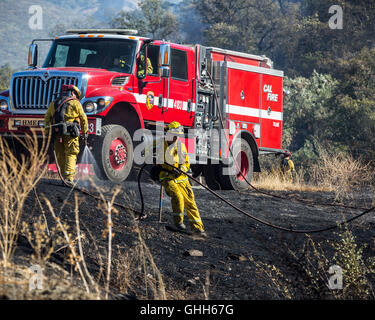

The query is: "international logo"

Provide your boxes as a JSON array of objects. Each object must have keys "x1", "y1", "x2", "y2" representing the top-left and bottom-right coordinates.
[{"x1": 41, "y1": 71, "x2": 50, "y2": 82}]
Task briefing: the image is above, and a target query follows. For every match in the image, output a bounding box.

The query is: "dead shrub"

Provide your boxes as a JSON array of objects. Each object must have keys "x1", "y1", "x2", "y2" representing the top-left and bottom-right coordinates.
[
  {"x1": 21, "y1": 215, "x2": 64, "y2": 267},
  {"x1": 311, "y1": 152, "x2": 373, "y2": 201},
  {"x1": 252, "y1": 167, "x2": 324, "y2": 192}
]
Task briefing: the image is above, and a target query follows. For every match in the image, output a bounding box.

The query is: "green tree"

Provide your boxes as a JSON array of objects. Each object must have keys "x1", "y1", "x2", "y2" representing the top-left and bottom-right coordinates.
[
  {"x1": 193, "y1": 0, "x2": 302, "y2": 69},
  {"x1": 330, "y1": 47, "x2": 375, "y2": 162},
  {"x1": 290, "y1": 0, "x2": 375, "y2": 76},
  {"x1": 283, "y1": 72, "x2": 339, "y2": 163},
  {"x1": 284, "y1": 50, "x2": 375, "y2": 165},
  {"x1": 111, "y1": 0, "x2": 179, "y2": 40}
]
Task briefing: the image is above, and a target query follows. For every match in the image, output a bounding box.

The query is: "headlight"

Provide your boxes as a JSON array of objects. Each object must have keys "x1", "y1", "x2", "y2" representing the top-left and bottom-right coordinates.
[
  {"x1": 97, "y1": 97, "x2": 112, "y2": 109},
  {"x1": 84, "y1": 101, "x2": 97, "y2": 113},
  {"x1": 0, "y1": 100, "x2": 8, "y2": 111}
]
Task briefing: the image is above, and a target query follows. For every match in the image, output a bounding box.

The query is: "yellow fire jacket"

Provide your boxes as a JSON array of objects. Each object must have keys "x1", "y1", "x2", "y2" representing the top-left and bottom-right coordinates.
[
  {"x1": 156, "y1": 139, "x2": 190, "y2": 183},
  {"x1": 44, "y1": 98, "x2": 88, "y2": 136},
  {"x1": 137, "y1": 55, "x2": 153, "y2": 77},
  {"x1": 280, "y1": 158, "x2": 295, "y2": 175}
]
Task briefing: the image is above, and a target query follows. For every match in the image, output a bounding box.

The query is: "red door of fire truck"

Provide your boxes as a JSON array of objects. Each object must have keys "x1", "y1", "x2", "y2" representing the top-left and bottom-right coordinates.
[
  {"x1": 135, "y1": 44, "x2": 166, "y2": 122},
  {"x1": 163, "y1": 47, "x2": 195, "y2": 127},
  {"x1": 135, "y1": 44, "x2": 195, "y2": 127}
]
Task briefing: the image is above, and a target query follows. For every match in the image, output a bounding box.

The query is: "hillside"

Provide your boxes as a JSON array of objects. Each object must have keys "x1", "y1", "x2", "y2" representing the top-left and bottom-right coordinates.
[{"x1": 0, "y1": 0, "x2": 141, "y2": 69}]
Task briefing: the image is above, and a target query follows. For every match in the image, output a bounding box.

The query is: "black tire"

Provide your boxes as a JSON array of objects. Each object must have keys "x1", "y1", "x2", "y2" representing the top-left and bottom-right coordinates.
[
  {"x1": 218, "y1": 138, "x2": 253, "y2": 191},
  {"x1": 92, "y1": 124, "x2": 133, "y2": 182},
  {"x1": 202, "y1": 163, "x2": 221, "y2": 190},
  {"x1": 190, "y1": 164, "x2": 203, "y2": 178}
]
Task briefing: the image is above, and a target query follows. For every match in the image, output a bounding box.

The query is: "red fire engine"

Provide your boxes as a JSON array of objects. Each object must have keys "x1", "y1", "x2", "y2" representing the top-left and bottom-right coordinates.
[{"x1": 0, "y1": 29, "x2": 284, "y2": 191}]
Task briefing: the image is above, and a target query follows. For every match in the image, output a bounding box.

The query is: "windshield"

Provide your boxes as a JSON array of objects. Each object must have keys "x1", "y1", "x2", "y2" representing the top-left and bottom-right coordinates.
[{"x1": 43, "y1": 38, "x2": 137, "y2": 73}]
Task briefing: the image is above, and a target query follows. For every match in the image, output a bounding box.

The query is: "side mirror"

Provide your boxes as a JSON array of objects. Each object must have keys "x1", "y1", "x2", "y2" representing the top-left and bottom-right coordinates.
[
  {"x1": 159, "y1": 44, "x2": 171, "y2": 79},
  {"x1": 28, "y1": 43, "x2": 38, "y2": 68},
  {"x1": 159, "y1": 43, "x2": 171, "y2": 67}
]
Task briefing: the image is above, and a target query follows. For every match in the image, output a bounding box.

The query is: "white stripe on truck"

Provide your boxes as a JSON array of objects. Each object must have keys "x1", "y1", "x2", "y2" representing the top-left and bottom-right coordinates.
[
  {"x1": 226, "y1": 104, "x2": 282, "y2": 121},
  {"x1": 134, "y1": 93, "x2": 282, "y2": 121},
  {"x1": 134, "y1": 93, "x2": 195, "y2": 112}
]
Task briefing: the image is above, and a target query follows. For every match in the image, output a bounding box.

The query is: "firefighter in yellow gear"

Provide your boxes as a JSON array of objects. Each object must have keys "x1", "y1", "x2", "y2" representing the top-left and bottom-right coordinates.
[
  {"x1": 155, "y1": 121, "x2": 206, "y2": 236},
  {"x1": 137, "y1": 54, "x2": 153, "y2": 77},
  {"x1": 44, "y1": 85, "x2": 88, "y2": 184},
  {"x1": 280, "y1": 151, "x2": 295, "y2": 182}
]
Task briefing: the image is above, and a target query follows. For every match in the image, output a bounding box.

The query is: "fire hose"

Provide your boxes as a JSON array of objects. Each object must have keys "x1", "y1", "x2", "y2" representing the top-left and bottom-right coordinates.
[{"x1": 137, "y1": 163, "x2": 375, "y2": 234}]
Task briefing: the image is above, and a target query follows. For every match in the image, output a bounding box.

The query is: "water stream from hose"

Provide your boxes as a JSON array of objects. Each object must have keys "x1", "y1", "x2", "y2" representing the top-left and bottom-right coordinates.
[{"x1": 78, "y1": 146, "x2": 99, "y2": 187}]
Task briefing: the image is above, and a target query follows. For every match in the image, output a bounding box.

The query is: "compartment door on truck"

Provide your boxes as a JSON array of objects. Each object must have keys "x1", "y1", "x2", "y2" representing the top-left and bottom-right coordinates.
[
  {"x1": 223, "y1": 61, "x2": 283, "y2": 151},
  {"x1": 225, "y1": 65, "x2": 261, "y2": 140},
  {"x1": 260, "y1": 73, "x2": 283, "y2": 151}
]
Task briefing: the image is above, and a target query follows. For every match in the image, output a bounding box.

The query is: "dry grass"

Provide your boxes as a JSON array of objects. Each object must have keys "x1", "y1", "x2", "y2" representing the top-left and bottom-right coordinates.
[
  {"x1": 295, "y1": 225, "x2": 375, "y2": 299},
  {"x1": 112, "y1": 237, "x2": 167, "y2": 300},
  {"x1": 131, "y1": 217, "x2": 167, "y2": 300},
  {"x1": 0, "y1": 132, "x2": 49, "y2": 266},
  {"x1": 40, "y1": 178, "x2": 125, "y2": 299},
  {"x1": 254, "y1": 152, "x2": 373, "y2": 200},
  {"x1": 0, "y1": 133, "x2": 168, "y2": 300},
  {"x1": 252, "y1": 169, "x2": 328, "y2": 192},
  {"x1": 44, "y1": 196, "x2": 92, "y2": 294},
  {"x1": 310, "y1": 152, "x2": 374, "y2": 201},
  {"x1": 114, "y1": 248, "x2": 137, "y2": 294},
  {"x1": 108, "y1": 189, "x2": 167, "y2": 300},
  {"x1": 21, "y1": 215, "x2": 64, "y2": 267},
  {"x1": 249, "y1": 255, "x2": 293, "y2": 299}
]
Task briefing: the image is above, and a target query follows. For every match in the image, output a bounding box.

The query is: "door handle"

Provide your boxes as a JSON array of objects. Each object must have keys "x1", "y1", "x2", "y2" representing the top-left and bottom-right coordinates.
[
  {"x1": 187, "y1": 99, "x2": 192, "y2": 112},
  {"x1": 158, "y1": 94, "x2": 163, "y2": 109}
]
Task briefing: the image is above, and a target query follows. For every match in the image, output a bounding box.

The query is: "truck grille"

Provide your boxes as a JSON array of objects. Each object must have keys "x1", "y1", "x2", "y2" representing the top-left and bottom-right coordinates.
[{"x1": 12, "y1": 76, "x2": 79, "y2": 110}]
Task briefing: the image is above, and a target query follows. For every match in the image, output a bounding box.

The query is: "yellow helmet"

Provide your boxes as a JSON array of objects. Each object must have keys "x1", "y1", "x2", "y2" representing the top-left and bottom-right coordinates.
[
  {"x1": 167, "y1": 121, "x2": 184, "y2": 135},
  {"x1": 62, "y1": 84, "x2": 81, "y2": 100}
]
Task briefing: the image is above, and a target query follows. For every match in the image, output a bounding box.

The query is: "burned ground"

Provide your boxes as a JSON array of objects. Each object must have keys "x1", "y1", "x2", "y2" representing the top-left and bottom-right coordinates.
[{"x1": 9, "y1": 174, "x2": 375, "y2": 300}]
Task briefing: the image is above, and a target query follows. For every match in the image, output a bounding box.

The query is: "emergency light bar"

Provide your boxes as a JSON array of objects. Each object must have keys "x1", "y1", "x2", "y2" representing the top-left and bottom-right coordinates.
[{"x1": 66, "y1": 29, "x2": 138, "y2": 35}]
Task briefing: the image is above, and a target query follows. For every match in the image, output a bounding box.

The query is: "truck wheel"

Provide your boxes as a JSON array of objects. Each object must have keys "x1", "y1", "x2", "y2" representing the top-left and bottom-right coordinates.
[
  {"x1": 202, "y1": 164, "x2": 221, "y2": 190},
  {"x1": 93, "y1": 124, "x2": 133, "y2": 182},
  {"x1": 190, "y1": 164, "x2": 203, "y2": 178},
  {"x1": 218, "y1": 138, "x2": 253, "y2": 191}
]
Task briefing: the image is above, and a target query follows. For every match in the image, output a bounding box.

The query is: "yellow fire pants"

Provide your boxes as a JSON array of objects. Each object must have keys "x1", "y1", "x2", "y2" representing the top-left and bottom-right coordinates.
[
  {"x1": 54, "y1": 135, "x2": 80, "y2": 181},
  {"x1": 162, "y1": 179, "x2": 204, "y2": 232}
]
